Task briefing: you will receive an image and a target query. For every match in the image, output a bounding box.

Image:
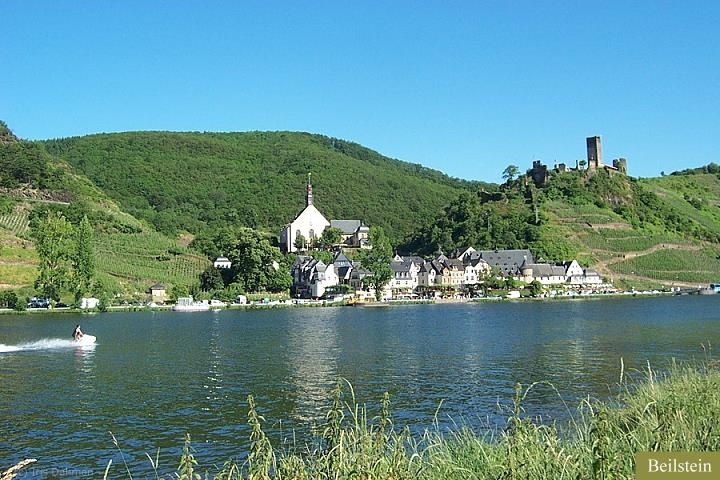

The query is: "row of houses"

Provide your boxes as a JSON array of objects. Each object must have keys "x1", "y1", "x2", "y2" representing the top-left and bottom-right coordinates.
[{"x1": 291, "y1": 247, "x2": 603, "y2": 299}]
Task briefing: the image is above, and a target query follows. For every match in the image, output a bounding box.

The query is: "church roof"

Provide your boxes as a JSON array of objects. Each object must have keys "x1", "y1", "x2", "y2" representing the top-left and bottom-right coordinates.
[{"x1": 330, "y1": 219, "x2": 364, "y2": 234}]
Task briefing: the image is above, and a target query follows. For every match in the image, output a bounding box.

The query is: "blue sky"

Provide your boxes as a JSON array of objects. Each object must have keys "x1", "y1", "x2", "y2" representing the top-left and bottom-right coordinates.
[{"x1": 1, "y1": 1, "x2": 718, "y2": 183}]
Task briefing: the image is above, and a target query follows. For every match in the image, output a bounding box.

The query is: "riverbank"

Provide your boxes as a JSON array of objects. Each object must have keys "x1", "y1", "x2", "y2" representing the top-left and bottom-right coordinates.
[
  {"x1": 7, "y1": 361, "x2": 715, "y2": 479},
  {"x1": 0, "y1": 289, "x2": 696, "y2": 315}
]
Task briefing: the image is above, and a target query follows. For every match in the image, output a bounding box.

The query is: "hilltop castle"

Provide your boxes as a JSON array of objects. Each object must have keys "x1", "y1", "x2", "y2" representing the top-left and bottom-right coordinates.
[{"x1": 529, "y1": 135, "x2": 628, "y2": 186}]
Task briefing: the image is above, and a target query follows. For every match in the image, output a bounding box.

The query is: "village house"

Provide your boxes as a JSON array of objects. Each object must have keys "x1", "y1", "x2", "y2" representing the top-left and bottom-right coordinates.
[
  {"x1": 291, "y1": 255, "x2": 339, "y2": 298},
  {"x1": 148, "y1": 283, "x2": 167, "y2": 304},
  {"x1": 280, "y1": 174, "x2": 369, "y2": 253},
  {"x1": 449, "y1": 247, "x2": 534, "y2": 277},
  {"x1": 213, "y1": 256, "x2": 231, "y2": 269},
  {"x1": 389, "y1": 255, "x2": 423, "y2": 295},
  {"x1": 518, "y1": 261, "x2": 567, "y2": 285}
]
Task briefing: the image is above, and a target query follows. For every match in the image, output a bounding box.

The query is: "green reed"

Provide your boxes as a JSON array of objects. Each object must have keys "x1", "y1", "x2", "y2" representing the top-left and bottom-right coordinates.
[{"x1": 82, "y1": 360, "x2": 720, "y2": 480}]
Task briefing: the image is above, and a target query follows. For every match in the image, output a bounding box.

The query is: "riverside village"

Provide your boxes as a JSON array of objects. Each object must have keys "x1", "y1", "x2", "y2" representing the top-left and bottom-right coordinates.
[
  {"x1": 205, "y1": 137, "x2": 627, "y2": 307},
  {"x1": 154, "y1": 135, "x2": 720, "y2": 311}
]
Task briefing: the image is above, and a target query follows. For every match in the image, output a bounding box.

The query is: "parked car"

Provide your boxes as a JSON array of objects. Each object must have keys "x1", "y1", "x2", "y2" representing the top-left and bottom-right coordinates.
[{"x1": 27, "y1": 297, "x2": 50, "y2": 309}]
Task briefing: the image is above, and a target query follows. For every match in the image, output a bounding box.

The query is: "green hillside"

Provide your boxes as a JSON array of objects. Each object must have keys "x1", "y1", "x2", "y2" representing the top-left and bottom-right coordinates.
[
  {"x1": 0, "y1": 124, "x2": 211, "y2": 295},
  {"x1": 43, "y1": 132, "x2": 484, "y2": 243}
]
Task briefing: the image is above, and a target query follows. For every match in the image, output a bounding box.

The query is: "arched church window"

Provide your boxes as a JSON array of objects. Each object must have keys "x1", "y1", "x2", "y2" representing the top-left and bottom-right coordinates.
[{"x1": 309, "y1": 229, "x2": 315, "y2": 240}]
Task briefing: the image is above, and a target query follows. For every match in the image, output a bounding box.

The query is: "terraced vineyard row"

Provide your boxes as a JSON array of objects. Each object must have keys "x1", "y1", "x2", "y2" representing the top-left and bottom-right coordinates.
[
  {"x1": 94, "y1": 232, "x2": 210, "y2": 288},
  {"x1": 0, "y1": 212, "x2": 30, "y2": 236},
  {"x1": 579, "y1": 230, "x2": 682, "y2": 253},
  {"x1": 610, "y1": 249, "x2": 720, "y2": 284}
]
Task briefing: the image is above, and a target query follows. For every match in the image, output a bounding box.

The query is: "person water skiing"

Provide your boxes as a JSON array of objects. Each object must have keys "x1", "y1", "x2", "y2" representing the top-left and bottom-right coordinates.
[{"x1": 72, "y1": 324, "x2": 84, "y2": 341}]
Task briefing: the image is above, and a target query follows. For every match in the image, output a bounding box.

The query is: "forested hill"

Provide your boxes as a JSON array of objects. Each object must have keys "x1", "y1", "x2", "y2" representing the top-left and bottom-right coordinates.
[{"x1": 43, "y1": 132, "x2": 487, "y2": 242}]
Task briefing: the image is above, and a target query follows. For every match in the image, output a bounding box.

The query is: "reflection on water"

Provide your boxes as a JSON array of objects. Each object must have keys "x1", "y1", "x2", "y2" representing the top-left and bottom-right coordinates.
[
  {"x1": 286, "y1": 308, "x2": 340, "y2": 423},
  {"x1": 0, "y1": 295, "x2": 718, "y2": 477},
  {"x1": 204, "y1": 315, "x2": 224, "y2": 410}
]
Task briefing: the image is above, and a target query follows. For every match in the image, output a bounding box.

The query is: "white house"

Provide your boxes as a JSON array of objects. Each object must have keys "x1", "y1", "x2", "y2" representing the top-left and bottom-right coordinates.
[
  {"x1": 462, "y1": 258, "x2": 491, "y2": 285},
  {"x1": 291, "y1": 256, "x2": 340, "y2": 298},
  {"x1": 214, "y1": 257, "x2": 232, "y2": 269},
  {"x1": 565, "y1": 260, "x2": 604, "y2": 285},
  {"x1": 389, "y1": 255, "x2": 421, "y2": 293}
]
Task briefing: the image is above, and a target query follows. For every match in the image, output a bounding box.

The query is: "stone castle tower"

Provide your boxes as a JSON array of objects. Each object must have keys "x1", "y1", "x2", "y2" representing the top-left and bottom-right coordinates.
[{"x1": 586, "y1": 136, "x2": 602, "y2": 170}]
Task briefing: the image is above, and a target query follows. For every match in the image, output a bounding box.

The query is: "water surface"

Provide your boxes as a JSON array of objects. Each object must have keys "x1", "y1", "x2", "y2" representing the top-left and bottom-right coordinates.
[{"x1": 1, "y1": 295, "x2": 718, "y2": 476}]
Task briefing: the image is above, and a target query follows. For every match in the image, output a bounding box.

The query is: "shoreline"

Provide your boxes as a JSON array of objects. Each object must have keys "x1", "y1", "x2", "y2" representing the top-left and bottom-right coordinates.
[{"x1": 0, "y1": 289, "x2": 711, "y2": 316}]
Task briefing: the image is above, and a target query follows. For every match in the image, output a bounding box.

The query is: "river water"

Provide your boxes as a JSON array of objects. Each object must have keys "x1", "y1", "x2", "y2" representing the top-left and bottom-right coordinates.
[{"x1": 1, "y1": 295, "x2": 719, "y2": 477}]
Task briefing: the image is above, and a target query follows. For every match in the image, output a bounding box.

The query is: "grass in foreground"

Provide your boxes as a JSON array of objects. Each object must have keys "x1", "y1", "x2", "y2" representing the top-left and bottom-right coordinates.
[{"x1": 7, "y1": 362, "x2": 719, "y2": 480}]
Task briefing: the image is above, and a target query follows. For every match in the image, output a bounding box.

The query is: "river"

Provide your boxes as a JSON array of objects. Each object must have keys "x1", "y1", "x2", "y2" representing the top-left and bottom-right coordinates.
[{"x1": 1, "y1": 295, "x2": 719, "y2": 477}]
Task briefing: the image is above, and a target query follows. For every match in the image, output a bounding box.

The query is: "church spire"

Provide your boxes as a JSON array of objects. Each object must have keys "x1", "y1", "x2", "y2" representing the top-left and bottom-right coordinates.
[{"x1": 306, "y1": 172, "x2": 313, "y2": 206}]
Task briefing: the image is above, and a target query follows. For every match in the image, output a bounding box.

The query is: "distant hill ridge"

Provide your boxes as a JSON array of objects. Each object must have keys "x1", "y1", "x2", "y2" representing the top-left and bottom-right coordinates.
[{"x1": 42, "y1": 131, "x2": 488, "y2": 242}]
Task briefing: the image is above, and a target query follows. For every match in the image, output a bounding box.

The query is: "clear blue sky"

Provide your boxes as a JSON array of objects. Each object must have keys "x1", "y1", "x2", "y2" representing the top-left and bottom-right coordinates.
[{"x1": 1, "y1": 1, "x2": 718, "y2": 183}]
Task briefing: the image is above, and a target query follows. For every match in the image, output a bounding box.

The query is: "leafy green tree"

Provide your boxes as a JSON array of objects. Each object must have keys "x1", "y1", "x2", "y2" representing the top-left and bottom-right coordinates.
[
  {"x1": 528, "y1": 280, "x2": 543, "y2": 297},
  {"x1": 319, "y1": 227, "x2": 343, "y2": 249},
  {"x1": 199, "y1": 266, "x2": 225, "y2": 291},
  {"x1": 502, "y1": 165, "x2": 520, "y2": 183},
  {"x1": 0, "y1": 291, "x2": 19, "y2": 309},
  {"x1": 294, "y1": 233, "x2": 307, "y2": 251},
  {"x1": 32, "y1": 211, "x2": 75, "y2": 303},
  {"x1": 228, "y1": 228, "x2": 291, "y2": 293},
  {"x1": 72, "y1": 215, "x2": 95, "y2": 302},
  {"x1": 358, "y1": 227, "x2": 393, "y2": 301},
  {"x1": 170, "y1": 284, "x2": 190, "y2": 301}
]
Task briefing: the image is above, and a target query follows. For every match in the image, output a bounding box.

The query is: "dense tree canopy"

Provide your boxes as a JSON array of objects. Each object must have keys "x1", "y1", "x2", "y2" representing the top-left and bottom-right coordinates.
[{"x1": 42, "y1": 131, "x2": 492, "y2": 243}]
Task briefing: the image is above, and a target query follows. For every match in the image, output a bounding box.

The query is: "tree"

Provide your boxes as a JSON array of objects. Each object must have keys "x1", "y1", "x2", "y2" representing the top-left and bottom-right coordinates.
[
  {"x1": 227, "y1": 227, "x2": 291, "y2": 293},
  {"x1": 358, "y1": 227, "x2": 393, "y2": 301},
  {"x1": 294, "y1": 233, "x2": 307, "y2": 251},
  {"x1": 32, "y1": 211, "x2": 75, "y2": 303},
  {"x1": 319, "y1": 227, "x2": 343, "y2": 249},
  {"x1": 502, "y1": 165, "x2": 520, "y2": 183},
  {"x1": 528, "y1": 280, "x2": 543, "y2": 297},
  {"x1": 199, "y1": 266, "x2": 225, "y2": 291},
  {"x1": 0, "y1": 291, "x2": 20, "y2": 310},
  {"x1": 72, "y1": 215, "x2": 95, "y2": 302}
]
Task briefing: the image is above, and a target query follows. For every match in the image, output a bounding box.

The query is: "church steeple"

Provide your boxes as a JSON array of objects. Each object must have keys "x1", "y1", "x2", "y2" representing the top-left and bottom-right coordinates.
[{"x1": 306, "y1": 173, "x2": 313, "y2": 206}]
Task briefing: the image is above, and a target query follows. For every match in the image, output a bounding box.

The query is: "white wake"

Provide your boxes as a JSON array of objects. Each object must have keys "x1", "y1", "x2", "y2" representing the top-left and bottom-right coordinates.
[{"x1": 0, "y1": 338, "x2": 95, "y2": 353}]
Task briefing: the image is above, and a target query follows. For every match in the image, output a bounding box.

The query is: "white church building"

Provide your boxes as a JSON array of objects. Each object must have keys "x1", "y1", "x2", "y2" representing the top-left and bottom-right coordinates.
[{"x1": 280, "y1": 174, "x2": 368, "y2": 253}]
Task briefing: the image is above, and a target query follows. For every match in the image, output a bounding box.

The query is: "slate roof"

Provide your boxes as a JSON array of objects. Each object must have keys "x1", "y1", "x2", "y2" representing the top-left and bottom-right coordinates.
[
  {"x1": 403, "y1": 255, "x2": 426, "y2": 266},
  {"x1": 333, "y1": 252, "x2": 352, "y2": 267},
  {"x1": 522, "y1": 263, "x2": 566, "y2": 277},
  {"x1": 475, "y1": 249, "x2": 534, "y2": 276},
  {"x1": 330, "y1": 220, "x2": 363, "y2": 234},
  {"x1": 390, "y1": 260, "x2": 416, "y2": 273}
]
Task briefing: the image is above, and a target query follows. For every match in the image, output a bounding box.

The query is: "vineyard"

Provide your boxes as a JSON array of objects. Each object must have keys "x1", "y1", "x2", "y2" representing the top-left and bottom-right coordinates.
[
  {"x1": 94, "y1": 231, "x2": 210, "y2": 290},
  {"x1": 0, "y1": 210, "x2": 30, "y2": 236},
  {"x1": 0, "y1": 228, "x2": 37, "y2": 289},
  {"x1": 610, "y1": 248, "x2": 720, "y2": 284},
  {"x1": 578, "y1": 229, "x2": 683, "y2": 253}
]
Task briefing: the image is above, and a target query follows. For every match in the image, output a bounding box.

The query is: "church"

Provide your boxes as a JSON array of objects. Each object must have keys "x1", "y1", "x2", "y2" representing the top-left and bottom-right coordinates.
[{"x1": 280, "y1": 174, "x2": 369, "y2": 253}]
